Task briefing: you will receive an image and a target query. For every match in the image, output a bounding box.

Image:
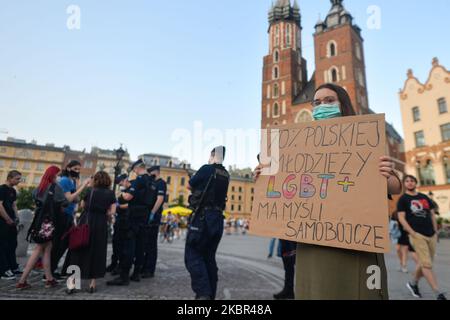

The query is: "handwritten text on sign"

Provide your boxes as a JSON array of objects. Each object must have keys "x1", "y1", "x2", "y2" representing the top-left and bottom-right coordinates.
[{"x1": 250, "y1": 114, "x2": 389, "y2": 253}]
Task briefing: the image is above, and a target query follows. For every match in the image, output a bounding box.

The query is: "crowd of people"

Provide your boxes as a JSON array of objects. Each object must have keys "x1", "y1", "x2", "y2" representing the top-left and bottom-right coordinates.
[
  {"x1": 224, "y1": 218, "x2": 249, "y2": 236},
  {"x1": 0, "y1": 84, "x2": 448, "y2": 300}
]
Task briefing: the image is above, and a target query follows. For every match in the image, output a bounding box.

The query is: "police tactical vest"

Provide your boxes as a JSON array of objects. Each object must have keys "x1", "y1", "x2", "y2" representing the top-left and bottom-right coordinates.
[{"x1": 203, "y1": 165, "x2": 230, "y2": 210}]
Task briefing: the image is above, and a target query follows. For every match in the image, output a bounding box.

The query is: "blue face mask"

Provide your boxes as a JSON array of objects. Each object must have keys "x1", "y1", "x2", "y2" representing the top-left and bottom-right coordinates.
[{"x1": 313, "y1": 103, "x2": 342, "y2": 121}]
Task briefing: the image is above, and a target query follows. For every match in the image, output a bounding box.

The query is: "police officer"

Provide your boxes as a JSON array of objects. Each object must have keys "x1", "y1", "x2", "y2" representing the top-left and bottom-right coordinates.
[
  {"x1": 141, "y1": 165, "x2": 167, "y2": 278},
  {"x1": 106, "y1": 174, "x2": 131, "y2": 276},
  {"x1": 107, "y1": 159, "x2": 154, "y2": 286},
  {"x1": 185, "y1": 146, "x2": 230, "y2": 300}
]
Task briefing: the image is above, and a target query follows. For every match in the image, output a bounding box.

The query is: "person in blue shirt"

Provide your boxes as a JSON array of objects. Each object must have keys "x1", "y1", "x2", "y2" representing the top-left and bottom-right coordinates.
[
  {"x1": 185, "y1": 146, "x2": 230, "y2": 300},
  {"x1": 50, "y1": 160, "x2": 90, "y2": 279},
  {"x1": 141, "y1": 165, "x2": 167, "y2": 278}
]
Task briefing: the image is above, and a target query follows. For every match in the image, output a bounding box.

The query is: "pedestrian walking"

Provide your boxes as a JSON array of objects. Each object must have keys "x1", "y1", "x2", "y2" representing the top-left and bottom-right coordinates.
[
  {"x1": 398, "y1": 175, "x2": 447, "y2": 300},
  {"x1": 17, "y1": 166, "x2": 68, "y2": 290}
]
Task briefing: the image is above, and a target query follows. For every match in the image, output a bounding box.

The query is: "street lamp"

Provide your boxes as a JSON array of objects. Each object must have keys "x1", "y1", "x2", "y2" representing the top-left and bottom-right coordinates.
[{"x1": 113, "y1": 145, "x2": 126, "y2": 193}]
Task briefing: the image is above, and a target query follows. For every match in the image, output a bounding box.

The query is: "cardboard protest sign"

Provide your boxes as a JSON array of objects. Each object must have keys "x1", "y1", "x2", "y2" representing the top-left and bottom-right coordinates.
[{"x1": 250, "y1": 114, "x2": 390, "y2": 254}]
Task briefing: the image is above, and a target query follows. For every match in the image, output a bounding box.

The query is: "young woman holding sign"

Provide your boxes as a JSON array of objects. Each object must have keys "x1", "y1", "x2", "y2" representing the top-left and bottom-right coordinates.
[{"x1": 254, "y1": 83, "x2": 402, "y2": 300}]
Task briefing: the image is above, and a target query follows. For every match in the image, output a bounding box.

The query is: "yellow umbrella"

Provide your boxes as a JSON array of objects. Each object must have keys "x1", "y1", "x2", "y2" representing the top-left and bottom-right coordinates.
[{"x1": 163, "y1": 206, "x2": 193, "y2": 217}]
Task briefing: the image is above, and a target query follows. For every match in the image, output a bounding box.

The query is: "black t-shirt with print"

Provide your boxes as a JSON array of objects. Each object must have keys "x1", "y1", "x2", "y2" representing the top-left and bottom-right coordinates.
[
  {"x1": 0, "y1": 184, "x2": 17, "y2": 220},
  {"x1": 397, "y1": 193, "x2": 436, "y2": 237}
]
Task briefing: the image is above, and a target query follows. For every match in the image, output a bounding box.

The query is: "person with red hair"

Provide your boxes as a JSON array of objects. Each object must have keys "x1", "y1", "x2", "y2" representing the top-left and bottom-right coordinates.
[{"x1": 16, "y1": 166, "x2": 68, "y2": 290}]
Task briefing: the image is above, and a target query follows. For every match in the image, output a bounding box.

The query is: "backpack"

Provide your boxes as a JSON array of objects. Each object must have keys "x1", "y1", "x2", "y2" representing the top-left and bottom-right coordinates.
[{"x1": 27, "y1": 184, "x2": 57, "y2": 244}]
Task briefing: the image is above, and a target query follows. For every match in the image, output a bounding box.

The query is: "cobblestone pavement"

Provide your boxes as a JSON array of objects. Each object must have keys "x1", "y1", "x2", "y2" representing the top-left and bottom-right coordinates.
[{"x1": 0, "y1": 233, "x2": 449, "y2": 300}]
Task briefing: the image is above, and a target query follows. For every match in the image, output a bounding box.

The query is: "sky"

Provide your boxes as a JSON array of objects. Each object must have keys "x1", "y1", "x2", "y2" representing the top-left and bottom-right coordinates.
[{"x1": 0, "y1": 0, "x2": 449, "y2": 170}]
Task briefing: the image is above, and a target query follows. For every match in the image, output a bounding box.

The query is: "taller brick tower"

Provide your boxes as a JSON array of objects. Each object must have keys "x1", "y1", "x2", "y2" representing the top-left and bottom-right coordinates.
[{"x1": 261, "y1": 0, "x2": 308, "y2": 129}]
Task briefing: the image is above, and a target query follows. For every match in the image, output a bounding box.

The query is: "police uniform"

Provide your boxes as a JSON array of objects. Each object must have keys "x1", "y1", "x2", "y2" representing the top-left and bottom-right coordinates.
[
  {"x1": 108, "y1": 160, "x2": 153, "y2": 285},
  {"x1": 184, "y1": 162, "x2": 230, "y2": 300},
  {"x1": 108, "y1": 175, "x2": 129, "y2": 274},
  {"x1": 142, "y1": 170, "x2": 167, "y2": 278}
]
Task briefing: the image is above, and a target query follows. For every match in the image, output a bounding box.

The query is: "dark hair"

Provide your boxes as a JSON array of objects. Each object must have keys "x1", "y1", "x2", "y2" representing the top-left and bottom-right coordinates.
[
  {"x1": 7, "y1": 170, "x2": 22, "y2": 180},
  {"x1": 62, "y1": 160, "x2": 81, "y2": 177},
  {"x1": 315, "y1": 83, "x2": 356, "y2": 117},
  {"x1": 403, "y1": 175, "x2": 418, "y2": 184},
  {"x1": 93, "y1": 171, "x2": 112, "y2": 189}
]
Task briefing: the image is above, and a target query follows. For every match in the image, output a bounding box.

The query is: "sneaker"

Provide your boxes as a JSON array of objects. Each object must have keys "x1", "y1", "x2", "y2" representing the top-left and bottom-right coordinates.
[
  {"x1": 406, "y1": 282, "x2": 422, "y2": 298},
  {"x1": 0, "y1": 273, "x2": 16, "y2": 280},
  {"x1": 5, "y1": 270, "x2": 15, "y2": 277},
  {"x1": 16, "y1": 282, "x2": 31, "y2": 290},
  {"x1": 401, "y1": 267, "x2": 408, "y2": 273},
  {"x1": 437, "y1": 293, "x2": 447, "y2": 300},
  {"x1": 45, "y1": 279, "x2": 58, "y2": 289}
]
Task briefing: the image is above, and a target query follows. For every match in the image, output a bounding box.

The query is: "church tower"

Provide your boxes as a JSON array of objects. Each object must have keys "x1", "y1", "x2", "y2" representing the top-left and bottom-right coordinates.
[
  {"x1": 314, "y1": 0, "x2": 369, "y2": 115},
  {"x1": 261, "y1": 0, "x2": 308, "y2": 128}
]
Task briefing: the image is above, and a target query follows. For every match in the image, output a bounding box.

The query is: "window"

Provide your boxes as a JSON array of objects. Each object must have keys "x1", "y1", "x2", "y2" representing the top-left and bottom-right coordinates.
[
  {"x1": 417, "y1": 160, "x2": 436, "y2": 186},
  {"x1": 274, "y1": 50, "x2": 279, "y2": 63},
  {"x1": 232, "y1": 186, "x2": 235, "y2": 192},
  {"x1": 273, "y1": 103, "x2": 280, "y2": 117},
  {"x1": 239, "y1": 187, "x2": 242, "y2": 193},
  {"x1": 23, "y1": 162, "x2": 31, "y2": 170},
  {"x1": 167, "y1": 176, "x2": 171, "y2": 185},
  {"x1": 273, "y1": 66, "x2": 279, "y2": 80},
  {"x1": 444, "y1": 157, "x2": 450, "y2": 184},
  {"x1": 327, "y1": 41, "x2": 337, "y2": 57},
  {"x1": 231, "y1": 195, "x2": 235, "y2": 200},
  {"x1": 330, "y1": 43, "x2": 336, "y2": 56},
  {"x1": 295, "y1": 110, "x2": 313, "y2": 123},
  {"x1": 238, "y1": 196, "x2": 242, "y2": 201},
  {"x1": 412, "y1": 107, "x2": 421, "y2": 122},
  {"x1": 181, "y1": 177, "x2": 185, "y2": 186},
  {"x1": 40, "y1": 151, "x2": 47, "y2": 158},
  {"x1": 0, "y1": 147, "x2": 6, "y2": 154},
  {"x1": 273, "y1": 83, "x2": 279, "y2": 98},
  {"x1": 21, "y1": 175, "x2": 27, "y2": 184},
  {"x1": 84, "y1": 160, "x2": 93, "y2": 169},
  {"x1": 238, "y1": 205, "x2": 241, "y2": 212},
  {"x1": 33, "y1": 175, "x2": 42, "y2": 185},
  {"x1": 438, "y1": 98, "x2": 448, "y2": 114},
  {"x1": 355, "y1": 43, "x2": 362, "y2": 60},
  {"x1": 414, "y1": 131, "x2": 425, "y2": 148},
  {"x1": 441, "y1": 123, "x2": 450, "y2": 142},
  {"x1": 331, "y1": 68, "x2": 338, "y2": 82},
  {"x1": 251, "y1": 188, "x2": 254, "y2": 194},
  {"x1": 0, "y1": 160, "x2": 4, "y2": 168},
  {"x1": 275, "y1": 26, "x2": 280, "y2": 46},
  {"x1": 10, "y1": 160, "x2": 18, "y2": 169},
  {"x1": 231, "y1": 205, "x2": 235, "y2": 211},
  {"x1": 37, "y1": 163, "x2": 45, "y2": 171},
  {"x1": 286, "y1": 24, "x2": 291, "y2": 47}
]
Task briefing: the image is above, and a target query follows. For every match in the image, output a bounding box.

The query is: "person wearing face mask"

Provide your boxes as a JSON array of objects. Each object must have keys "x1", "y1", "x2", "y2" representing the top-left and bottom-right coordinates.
[
  {"x1": 254, "y1": 83, "x2": 402, "y2": 300},
  {"x1": 50, "y1": 160, "x2": 90, "y2": 280},
  {"x1": 139, "y1": 166, "x2": 167, "y2": 279},
  {"x1": 185, "y1": 146, "x2": 230, "y2": 300},
  {"x1": 106, "y1": 174, "x2": 131, "y2": 275}
]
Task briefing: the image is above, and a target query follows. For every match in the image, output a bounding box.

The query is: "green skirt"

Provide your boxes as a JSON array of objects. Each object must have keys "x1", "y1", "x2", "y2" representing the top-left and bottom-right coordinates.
[{"x1": 295, "y1": 243, "x2": 389, "y2": 300}]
